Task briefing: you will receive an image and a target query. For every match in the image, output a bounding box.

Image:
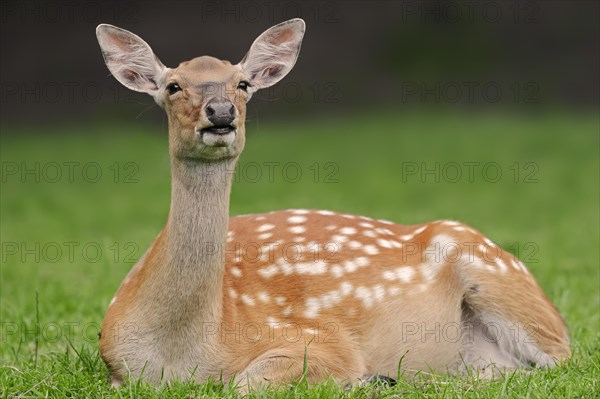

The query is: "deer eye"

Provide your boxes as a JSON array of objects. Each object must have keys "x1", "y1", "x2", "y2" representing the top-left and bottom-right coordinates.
[
  {"x1": 237, "y1": 81, "x2": 250, "y2": 91},
  {"x1": 167, "y1": 83, "x2": 182, "y2": 95}
]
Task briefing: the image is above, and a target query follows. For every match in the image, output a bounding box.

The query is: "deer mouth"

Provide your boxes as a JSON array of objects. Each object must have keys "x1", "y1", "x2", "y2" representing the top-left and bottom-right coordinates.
[
  {"x1": 199, "y1": 125, "x2": 236, "y2": 147},
  {"x1": 201, "y1": 125, "x2": 235, "y2": 135}
]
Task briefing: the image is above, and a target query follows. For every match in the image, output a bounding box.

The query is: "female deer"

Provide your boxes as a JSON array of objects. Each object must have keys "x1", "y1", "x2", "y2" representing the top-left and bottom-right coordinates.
[{"x1": 96, "y1": 19, "x2": 570, "y2": 390}]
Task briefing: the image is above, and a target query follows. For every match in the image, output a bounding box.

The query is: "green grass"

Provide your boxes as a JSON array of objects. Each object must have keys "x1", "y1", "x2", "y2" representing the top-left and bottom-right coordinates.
[{"x1": 1, "y1": 110, "x2": 599, "y2": 398}]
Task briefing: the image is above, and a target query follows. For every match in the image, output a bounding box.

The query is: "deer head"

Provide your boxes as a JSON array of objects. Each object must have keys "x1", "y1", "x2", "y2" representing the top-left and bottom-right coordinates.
[{"x1": 96, "y1": 19, "x2": 305, "y2": 161}]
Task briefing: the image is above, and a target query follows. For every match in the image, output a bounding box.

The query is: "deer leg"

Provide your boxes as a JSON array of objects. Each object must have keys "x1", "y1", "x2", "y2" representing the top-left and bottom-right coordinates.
[{"x1": 234, "y1": 343, "x2": 366, "y2": 392}]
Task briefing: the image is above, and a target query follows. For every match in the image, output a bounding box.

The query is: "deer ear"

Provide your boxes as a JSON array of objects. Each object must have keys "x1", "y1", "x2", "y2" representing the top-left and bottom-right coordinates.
[
  {"x1": 238, "y1": 18, "x2": 305, "y2": 92},
  {"x1": 96, "y1": 24, "x2": 167, "y2": 95}
]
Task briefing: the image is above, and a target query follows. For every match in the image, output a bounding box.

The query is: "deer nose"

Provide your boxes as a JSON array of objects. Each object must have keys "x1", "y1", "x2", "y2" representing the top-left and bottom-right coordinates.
[{"x1": 205, "y1": 99, "x2": 235, "y2": 126}]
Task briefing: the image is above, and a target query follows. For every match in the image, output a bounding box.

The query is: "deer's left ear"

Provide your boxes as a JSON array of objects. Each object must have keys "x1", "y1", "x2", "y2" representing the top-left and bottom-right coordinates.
[{"x1": 238, "y1": 18, "x2": 305, "y2": 93}]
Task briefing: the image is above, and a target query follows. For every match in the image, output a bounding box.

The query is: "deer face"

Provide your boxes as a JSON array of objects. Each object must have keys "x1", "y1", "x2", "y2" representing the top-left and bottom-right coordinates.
[
  {"x1": 161, "y1": 57, "x2": 248, "y2": 160},
  {"x1": 96, "y1": 19, "x2": 305, "y2": 161}
]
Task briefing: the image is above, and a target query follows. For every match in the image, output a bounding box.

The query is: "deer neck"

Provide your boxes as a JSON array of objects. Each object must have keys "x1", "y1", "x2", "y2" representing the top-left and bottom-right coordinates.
[{"x1": 158, "y1": 156, "x2": 235, "y2": 326}]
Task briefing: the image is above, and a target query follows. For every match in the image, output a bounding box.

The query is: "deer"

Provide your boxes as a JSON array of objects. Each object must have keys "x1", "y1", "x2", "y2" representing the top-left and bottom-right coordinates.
[{"x1": 95, "y1": 19, "x2": 570, "y2": 392}]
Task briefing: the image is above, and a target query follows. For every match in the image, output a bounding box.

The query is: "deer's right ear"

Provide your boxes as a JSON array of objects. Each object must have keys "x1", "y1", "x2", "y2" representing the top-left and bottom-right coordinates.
[{"x1": 96, "y1": 24, "x2": 167, "y2": 95}]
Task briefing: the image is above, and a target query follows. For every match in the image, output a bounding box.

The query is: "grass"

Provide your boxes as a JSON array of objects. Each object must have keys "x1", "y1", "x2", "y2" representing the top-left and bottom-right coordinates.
[{"x1": 1, "y1": 109, "x2": 599, "y2": 398}]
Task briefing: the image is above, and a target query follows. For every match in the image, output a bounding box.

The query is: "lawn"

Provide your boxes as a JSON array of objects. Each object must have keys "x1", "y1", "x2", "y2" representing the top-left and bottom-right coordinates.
[{"x1": 1, "y1": 110, "x2": 598, "y2": 398}]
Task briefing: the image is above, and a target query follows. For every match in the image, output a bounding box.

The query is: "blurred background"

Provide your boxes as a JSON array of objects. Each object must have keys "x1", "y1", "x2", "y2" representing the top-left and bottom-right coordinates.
[
  {"x1": 1, "y1": 0, "x2": 598, "y2": 125},
  {"x1": 0, "y1": 0, "x2": 598, "y2": 369}
]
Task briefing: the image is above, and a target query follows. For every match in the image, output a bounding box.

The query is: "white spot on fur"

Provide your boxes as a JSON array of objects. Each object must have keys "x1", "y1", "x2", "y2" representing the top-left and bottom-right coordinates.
[
  {"x1": 241, "y1": 294, "x2": 255, "y2": 306},
  {"x1": 483, "y1": 237, "x2": 496, "y2": 247},
  {"x1": 414, "y1": 225, "x2": 428, "y2": 234},
  {"x1": 296, "y1": 260, "x2": 328, "y2": 275},
  {"x1": 494, "y1": 257, "x2": 509, "y2": 273},
  {"x1": 340, "y1": 281, "x2": 353, "y2": 296},
  {"x1": 288, "y1": 215, "x2": 307, "y2": 224},
  {"x1": 383, "y1": 270, "x2": 396, "y2": 281},
  {"x1": 331, "y1": 265, "x2": 344, "y2": 277},
  {"x1": 282, "y1": 306, "x2": 292, "y2": 316},
  {"x1": 320, "y1": 290, "x2": 341, "y2": 307},
  {"x1": 304, "y1": 297, "x2": 321, "y2": 318},
  {"x1": 442, "y1": 220, "x2": 461, "y2": 227},
  {"x1": 258, "y1": 265, "x2": 278, "y2": 278},
  {"x1": 355, "y1": 257, "x2": 369, "y2": 267},
  {"x1": 258, "y1": 232, "x2": 272, "y2": 240},
  {"x1": 292, "y1": 209, "x2": 310, "y2": 215},
  {"x1": 378, "y1": 219, "x2": 394, "y2": 225},
  {"x1": 359, "y1": 222, "x2": 374, "y2": 228},
  {"x1": 376, "y1": 228, "x2": 394, "y2": 235},
  {"x1": 363, "y1": 244, "x2": 379, "y2": 255},
  {"x1": 354, "y1": 286, "x2": 374, "y2": 308},
  {"x1": 326, "y1": 225, "x2": 337, "y2": 230},
  {"x1": 388, "y1": 286, "x2": 401, "y2": 296},
  {"x1": 289, "y1": 225, "x2": 306, "y2": 234},
  {"x1": 230, "y1": 266, "x2": 242, "y2": 277},
  {"x1": 348, "y1": 240, "x2": 363, "y2": 250},
  {"x1": 343, "y1": 260, "x2": 358, "y2": 273},
  {"x1": 340, "y1": 227, "x2": 357, "y2": 235},
  {"x1": 278, "y1": 260, "x2": 294, "y2": 276},
  {"x1": 342, "y1": 214, "x2": 355, "y2": 219},
  {"x1": 331, "y1": 234, "x2": 348, "y2": 243},
  {"x1": 256, "y1": 224, "x2": 275, "y2": 232},
  {"x1": 377, "y1": 238, "x2": 394, "y2": 248},
  {"x1": 399, "y1": 233, "x2": 415, "y2": 241},
  {"x1": 228, "y1": 288, "x2": 238, "y2": 299},
  {"x1": 258, "y1": 292, "x2": 270, "y2": 303},
  {"x1": 316, "y1": 210, "x2": 335, "y2": 216},
  {"x1": 363, "y1": 230, "x2": 377, "y2": 238},
  {"x1": 233, "y1": 252, "x2": 242, "y2": 263},
  {"x1": 512, "y1": 258, "x2": 529, "y2": 274},
  {"x1": 396, "y1": 267, "x2": 416, "y2": 283}
]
